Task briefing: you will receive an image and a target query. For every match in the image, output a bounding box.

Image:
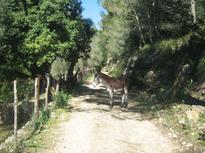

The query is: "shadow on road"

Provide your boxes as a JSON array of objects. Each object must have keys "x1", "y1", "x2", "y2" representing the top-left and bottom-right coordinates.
[{"x1": 71, "y1": 85, "x2": 155, "y2": 121}]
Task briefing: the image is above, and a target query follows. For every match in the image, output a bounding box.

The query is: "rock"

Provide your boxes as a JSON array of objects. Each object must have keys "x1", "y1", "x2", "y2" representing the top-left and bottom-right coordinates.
[
  {"x1": 168, "y1": 133, "x2": 172, "y2": 137},
  {"x1": 178, "y1": 118, "x2": 186, "y2": 126},
  {"x1": 202, "y1": 90, "x2": 205, "y2": 96},
  {"x1": 158, "y1": 118, "x2": 162, "y2": 123},
  {"x1": 192, "y1": 105, "x2": 205, "y2": 113},
  {"x1": 168, "y1": 133, "x2": 177, "y2": 138},
  {"x1": 172, "y1": 133, "x2": 178, "y2": 138},
  {"x1": 186, "y1": 143, "x2": 193, "y2": 148},
  {"x1": 186, "y1": 110, "x2": 199, "y2": 122},
  {"x1": 145, "y1": 70, "x2": 157, "y2": 83}
]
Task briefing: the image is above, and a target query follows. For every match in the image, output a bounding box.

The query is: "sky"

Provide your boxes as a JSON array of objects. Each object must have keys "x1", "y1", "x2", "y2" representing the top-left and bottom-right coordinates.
[{"x1": 81, "y1": 0, "x2": 105, "y2": 29}]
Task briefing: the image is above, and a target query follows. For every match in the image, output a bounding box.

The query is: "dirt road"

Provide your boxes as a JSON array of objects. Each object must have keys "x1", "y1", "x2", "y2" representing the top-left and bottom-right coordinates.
[{"x1": 36, "y1": 85, "x2": 181, "y2": 153}]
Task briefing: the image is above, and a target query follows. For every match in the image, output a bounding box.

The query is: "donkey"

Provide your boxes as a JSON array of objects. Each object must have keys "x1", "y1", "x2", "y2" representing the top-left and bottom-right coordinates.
[{"x1": 93, "y1": 72, "x2": 128, "y2": 109}]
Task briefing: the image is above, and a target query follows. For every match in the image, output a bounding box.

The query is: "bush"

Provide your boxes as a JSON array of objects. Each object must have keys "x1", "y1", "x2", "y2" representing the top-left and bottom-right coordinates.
[
  {"x1": 18, "y1": 79, "x2": 34, "y2": 102},
  {"x1": 0, "y1": 82, "x2": 13, "y2": 103},
  {"x1": 53, "y1": 91, "x2": 71, "y2": 108},
  {"x1": 197, "y1": 56, "x2": 205, "y2": 81},
  {"x1": 155, "y1": 34, "x2": 190, "y2": 55},
  {"x1": 34, "y1": 110, "x2": 50, "y2": 130}
]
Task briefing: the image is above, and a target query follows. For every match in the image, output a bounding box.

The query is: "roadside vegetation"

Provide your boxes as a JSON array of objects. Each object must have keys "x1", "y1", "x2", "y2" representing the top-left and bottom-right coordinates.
[
  {"x1": 18, "y1": 108, "x2": 70, "y2": 153},
  {"x1": 87, "y1": 0, "x2": 205, "y2": 151},
  {"x1": 132, "y1": 90, "x2": 205, "y2": 151},
  {"x1": 1, "y1": 0, "x2": 205, "y2": 152}
]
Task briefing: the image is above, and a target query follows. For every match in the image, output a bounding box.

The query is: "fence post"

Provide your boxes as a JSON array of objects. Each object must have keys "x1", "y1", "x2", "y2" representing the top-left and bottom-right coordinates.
[
  {"x1": 34, "y1": 76, "x2": 40, "y2": 120},
  {"x1": 45, "y1": 75, "x2": 50, "y2": 110},
  {"x1": 13, "y1": 80, "x2": 18, "y2": 151}
]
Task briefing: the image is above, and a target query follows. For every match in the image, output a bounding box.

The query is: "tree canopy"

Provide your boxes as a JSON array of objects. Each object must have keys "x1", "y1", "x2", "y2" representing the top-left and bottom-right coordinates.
[
  {"x1": 89, "y1": 0, "x2": 205, "y2": 83},
  {"x1": 0, "y1": 0, "x2": 94, "y2": 80}
]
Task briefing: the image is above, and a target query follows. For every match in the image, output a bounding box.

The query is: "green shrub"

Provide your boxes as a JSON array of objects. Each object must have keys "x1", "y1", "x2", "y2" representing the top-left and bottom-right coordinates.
[
  {"x1": 34, "y1": 110, "x2": 50, "y2": 130},
  {"x1": 53, "y1": 91, "x2": 71, "y2": 108},
  {"x1": 18, "y1": 79, "x2": 34, "y2": 101},
  {"x1": 197, "y1": 56, "x2": 205, "y2": 81},
  {"x1": 0, "y1": 82, "x2": 13, "y2": 103},
  {"x1": 109, "y1": 61, "x2": 126, "y2": 77},
  {"x1": 155, "y1": 34, "x2": 190, "y2": 55}
]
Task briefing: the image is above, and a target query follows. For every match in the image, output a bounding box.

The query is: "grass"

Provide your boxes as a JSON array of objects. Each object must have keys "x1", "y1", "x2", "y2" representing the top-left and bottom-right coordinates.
[
  {"x1": 0, "y1": 125, "x2": 13, "y2": 143},
  {"x1": 18, "y1": 108, "x2": 70, "y2": 153}
]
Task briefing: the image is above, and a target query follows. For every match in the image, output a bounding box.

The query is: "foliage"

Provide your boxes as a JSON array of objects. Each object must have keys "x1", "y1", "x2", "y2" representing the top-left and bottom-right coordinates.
[
  {"x1": 19, "y1": 108, "x2": 70, "y2": 152},
  {"x1": 88, "y1": 31, "x2": 107, "y2": 67},
  {"x1": 17, "y1": 79, "x2": 35, "y2": 101},
  {"x1": 108, "y1": 61, "x2": 126, "y2": 77},
  {"x1": 34, "y1": 110, "x2": 51, "y2": 130},
  {"x1": 0, "y1": 0, "x2": 94, "y2": 81},
  {"x1": 0, "y1": 82, "x2": 13, "y2": 103},
  {"x1": 53, "y1": 91, "x2": 71, "y2": 108},
  {"x1": 50, "y1": 57, "x2": 69, "y2": 81},
  {"x1": 0, "y1": 79, "x2": 34, "y2": 104},
  {"x1": 197, "y1": 56, "x2": 205, "y2": 81},
  {"x1": 154, "y1": 34, "x2": 191, "y2": 55},
  {"x1": 133, "y1": 89, "x2": 205, "y2": 150},
  {"x1": 91, "y1": 0, "x2": 205, "y2": 97}
]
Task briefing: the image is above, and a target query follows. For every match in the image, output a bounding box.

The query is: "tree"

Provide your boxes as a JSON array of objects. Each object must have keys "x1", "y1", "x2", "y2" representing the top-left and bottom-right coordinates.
[
  {"x1": 97, "y1": 0, "x2": 194, "y2": 65},
  {"x1": 0, "y1": 0, "x2": 28, "y2": 80},
  {"x1": 88, "y1": 31, "x2": 107, "y2": 67},
  {"x1": 0, "y1": 0, "x2": 94, "y2": 84},
  {"x1": 191, "y1": 0, "x2": 196, "y2": 23},
  {"x1": 50, "y1": 57, "x2": 69, "y2": 92}
]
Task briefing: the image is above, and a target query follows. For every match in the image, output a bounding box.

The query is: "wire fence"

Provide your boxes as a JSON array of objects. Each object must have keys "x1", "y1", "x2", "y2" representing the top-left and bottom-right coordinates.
[
  {"x1": 0, "y1": 76, "x2": 49, "y2": 151},
  {"x1": 0, "y1": 68, "x2": 94, "y2": 151}
]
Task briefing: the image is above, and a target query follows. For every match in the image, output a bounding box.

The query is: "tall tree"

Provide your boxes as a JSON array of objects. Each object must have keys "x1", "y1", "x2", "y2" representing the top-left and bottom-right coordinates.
[{"x1": 0, "y1": 0, "x2": 94, "y2": 83}]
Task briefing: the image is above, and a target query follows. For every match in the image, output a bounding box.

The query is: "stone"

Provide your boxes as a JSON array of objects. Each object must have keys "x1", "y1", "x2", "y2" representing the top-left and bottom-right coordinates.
[{"x1": 186, "y1": 110, "x2": 199, "y2": 122}]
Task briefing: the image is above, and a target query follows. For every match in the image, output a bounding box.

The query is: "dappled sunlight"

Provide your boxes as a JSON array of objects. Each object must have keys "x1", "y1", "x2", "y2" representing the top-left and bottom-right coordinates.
[{"x1": 71, "y1": 84, "x2": 162, "y2": 121}]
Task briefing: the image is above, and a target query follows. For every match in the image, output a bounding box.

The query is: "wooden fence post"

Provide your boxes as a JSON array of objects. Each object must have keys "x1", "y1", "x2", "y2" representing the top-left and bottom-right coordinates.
[
  {"x1": 45, "y1": 75, "x2": 50, "y2": 110},
  {"x1": 13, "y1": 80, "x2": 18, "y2": 150},
  {"x1": 34, "y1": 76, "x2": 40, "y2": 120}
]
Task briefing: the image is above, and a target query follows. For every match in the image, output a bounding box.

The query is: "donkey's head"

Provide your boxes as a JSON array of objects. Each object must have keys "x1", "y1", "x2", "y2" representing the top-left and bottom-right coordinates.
[{"x1": 93, "y1": 72, "x2": 101, "y2": 87}]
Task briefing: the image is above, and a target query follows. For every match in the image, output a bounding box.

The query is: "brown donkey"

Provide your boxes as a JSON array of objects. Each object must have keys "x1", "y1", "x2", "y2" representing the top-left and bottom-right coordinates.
[{"x1": 93, "y1": 72, "x2": 128, "y2": 109}]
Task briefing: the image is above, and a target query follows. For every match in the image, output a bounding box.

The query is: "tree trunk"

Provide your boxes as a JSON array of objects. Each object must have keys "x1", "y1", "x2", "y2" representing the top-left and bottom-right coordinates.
[
  {"x1": 152, "y1": 0, "x2": 162, "y2": 40},
  {"x1": 66, "y1": 58, "x2": 78, "y2": 89},
  {"x1": 56, "y1": 79, "x2": 60, "y2": 94},
  {"x1": 45, "y1": 75, "x2": 50, "y2": 110},
  {"x1": 191, "y1": 0, "x2": 196, "y2": 23},
  {"x1": 13, "y1": 80, "x2": 18, "y2": 151},
  {"x1": 130, "y1": 3, "x2": 145, "y2": 46},
  {"x1": 135, "y1": 13, "x2": 145, "y2": 46},
  {"x1": 147, "y1": 11, "x2": 153, "y2": 44},
  {"x1": 34, "y1": 76, "x2": 40, "y2": 121}
]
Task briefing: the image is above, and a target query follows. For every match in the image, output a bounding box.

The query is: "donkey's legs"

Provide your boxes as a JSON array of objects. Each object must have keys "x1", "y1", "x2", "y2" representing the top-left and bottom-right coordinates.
[
  {"x1": 107, "y1": 88, "x2": 113, "y2": 109},
  {"x1": 123, "y1": 87, "x2": 128, "y2": 108},
  {"x1": 120, "y1": 94, "x2": 125, "y2": 107}
]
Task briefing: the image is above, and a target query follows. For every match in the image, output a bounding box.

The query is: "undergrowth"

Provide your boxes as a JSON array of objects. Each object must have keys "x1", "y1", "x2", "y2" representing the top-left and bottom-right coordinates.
[
  {"x1": 34, "y1": 110, "x2": 51, "y2": 130},
  {"x1": 53, "y1": 91, "x2": 71, "y2": 108},
  {"x1": 20, "y1": 108, "x2": 70, "y2": 153},
  {"x1": 134, "y1": 89, "x2": 205, "y2": 151}
]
